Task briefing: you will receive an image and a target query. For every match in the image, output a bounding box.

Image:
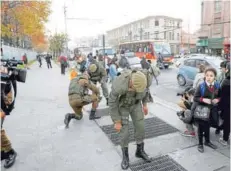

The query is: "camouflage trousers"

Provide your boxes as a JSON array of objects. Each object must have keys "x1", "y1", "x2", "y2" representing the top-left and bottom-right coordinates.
[
  {"x1": 92, "y1": 81, "x2": 108, "y2": 99},
  {"x1": 119, "y1": 103, "x2": 145, "y2": 147},
  {"x1": 69, "y1": 94, "x2": 98, "y2": 118},
  {"x1": 1, "y1": 129, "x2": 12, "y2": 153}
]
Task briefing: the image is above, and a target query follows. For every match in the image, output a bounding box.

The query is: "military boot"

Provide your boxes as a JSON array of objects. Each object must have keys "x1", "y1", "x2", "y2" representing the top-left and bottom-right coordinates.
[
  {"x1": 89, "y1": 110, "x2": 101, "y2": 120},
  {"x1": 4, "y1": 149, "x2": 17, "y2": 169},
  {"x1": 121, "y1": 147, "x2": 129, "y2": 170},
  {"x1": 64, "y1": 113, "x2": 75, "y2": 128},
  {"x1": 106, "y1": 98, "x2": 109, "y2": 106},
  {"x1": 135, "y1": 142, "x2": 151, "y2": 162}
]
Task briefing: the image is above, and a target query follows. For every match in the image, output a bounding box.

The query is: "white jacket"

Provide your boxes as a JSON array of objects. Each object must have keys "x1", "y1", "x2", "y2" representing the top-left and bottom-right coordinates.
[{"x1": 193, "y1": 73, "x2": 204, "y2": 89}]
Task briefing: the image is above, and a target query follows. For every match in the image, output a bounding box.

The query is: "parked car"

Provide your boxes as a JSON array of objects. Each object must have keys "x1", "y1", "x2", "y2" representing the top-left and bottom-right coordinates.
[
  {"x1": 177, "y1": 56, "x2": 223, "y2": 86},
  {"x1": 175, "y1": 53, "x2": 209, "y2": 68},
  {"x1": 117, "y1": 52, "x2": 142, "y2": 74}
]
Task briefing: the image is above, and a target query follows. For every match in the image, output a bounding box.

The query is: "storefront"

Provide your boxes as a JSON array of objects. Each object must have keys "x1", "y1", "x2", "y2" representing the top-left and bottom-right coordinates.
[
  {"x1": 196, "y1": 38, "x2": 208, "y2": 54},
  {"x1": 208, "y1": 37, "x2": 224, "y2": 56}
]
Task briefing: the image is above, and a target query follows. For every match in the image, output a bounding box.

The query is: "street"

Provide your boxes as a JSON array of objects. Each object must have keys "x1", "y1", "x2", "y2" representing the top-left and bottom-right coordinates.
[{"x1": 1, "y1": 62, "x2": 230, "y2": 171}]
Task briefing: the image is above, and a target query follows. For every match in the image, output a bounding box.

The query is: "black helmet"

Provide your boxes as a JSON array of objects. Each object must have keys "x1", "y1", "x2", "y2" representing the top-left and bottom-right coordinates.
[{"x1": 220, "y1": 61, "x2": 227, "y2": 68}]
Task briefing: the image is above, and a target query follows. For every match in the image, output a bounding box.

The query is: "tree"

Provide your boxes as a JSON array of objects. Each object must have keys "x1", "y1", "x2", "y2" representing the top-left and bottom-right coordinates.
[
  {"x1": 49, "y1": 33, "x2": 68, "y2": 58},
  {"x1": 1, "y1": 1, "x2": 51, "y2": 49}
]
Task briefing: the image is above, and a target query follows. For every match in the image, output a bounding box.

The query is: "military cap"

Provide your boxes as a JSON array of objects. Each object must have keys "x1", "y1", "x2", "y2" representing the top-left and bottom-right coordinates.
[
  {"x1": 131, "y1": 71, "x2": 147, "y2": 92},
  {"x1": 89, "y1": 64, "x2": 97, "y2": 73}
]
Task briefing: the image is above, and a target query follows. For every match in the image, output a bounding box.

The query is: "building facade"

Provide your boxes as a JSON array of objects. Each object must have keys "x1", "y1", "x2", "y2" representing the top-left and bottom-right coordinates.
[
  {"x1": 107, "y1": 16, "x2": 182, "y2": 54},
  {"x1": 181, "y1": 30, "x2": 200, "y2": 54},
  {"x1": 198, "y1": 0, "x2": 230, "y2": 55}
]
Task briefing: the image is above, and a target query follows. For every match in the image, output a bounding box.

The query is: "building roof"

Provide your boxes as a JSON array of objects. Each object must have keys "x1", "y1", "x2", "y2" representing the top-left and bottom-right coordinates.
[{"x1": 107, "y1": 15, "x2": 183, "y2": 33}]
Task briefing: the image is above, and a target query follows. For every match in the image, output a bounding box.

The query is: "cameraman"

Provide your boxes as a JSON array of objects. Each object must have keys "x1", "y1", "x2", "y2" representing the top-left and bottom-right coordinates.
[
  {"x1": 177, "y1": 87, "x2": 196, "y2": 137},
  {"x1": 1, "y1": 66, "x2": 17, "y2": 168}
]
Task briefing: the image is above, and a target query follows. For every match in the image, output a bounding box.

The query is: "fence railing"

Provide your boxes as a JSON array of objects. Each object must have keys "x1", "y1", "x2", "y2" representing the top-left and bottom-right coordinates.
[{"x1": 1, "y1": 45, "x2": 37, "y2": 61}]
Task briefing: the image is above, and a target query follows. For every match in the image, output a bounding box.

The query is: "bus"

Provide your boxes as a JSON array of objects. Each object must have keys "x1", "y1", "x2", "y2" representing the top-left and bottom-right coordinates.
[{"x1": 119, "y1": 40, "x2": 174, "y2": 66}]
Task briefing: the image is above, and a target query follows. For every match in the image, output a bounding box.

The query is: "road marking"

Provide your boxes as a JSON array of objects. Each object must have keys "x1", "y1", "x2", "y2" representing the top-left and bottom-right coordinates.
[{"x1": 153, "y1": 95, "x2": 181, "y2": 112}]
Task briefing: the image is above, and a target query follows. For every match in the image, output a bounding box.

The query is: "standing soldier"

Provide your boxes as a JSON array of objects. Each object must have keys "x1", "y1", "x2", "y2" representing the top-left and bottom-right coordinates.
[
  {"x1": 108, "y1": 70, "x2": 152, "y2": 170},
  {"x1": 64, "y1": 74, "x2": 102, "y2": 128},
  {"x1": 88, "y1": 63, "x2": 109, "y2": 106}
]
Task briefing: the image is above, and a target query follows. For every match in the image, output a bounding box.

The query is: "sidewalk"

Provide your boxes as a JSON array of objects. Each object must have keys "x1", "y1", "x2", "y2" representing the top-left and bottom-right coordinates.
[{"x1": 2, "y1": 61, "x2": 230, "y2": 171}]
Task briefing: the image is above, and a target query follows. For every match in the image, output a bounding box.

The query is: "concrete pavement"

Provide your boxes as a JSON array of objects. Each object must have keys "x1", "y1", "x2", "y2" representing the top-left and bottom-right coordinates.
[{"x1": 2, "y1": 61, "x2": 230, "y2": 171}]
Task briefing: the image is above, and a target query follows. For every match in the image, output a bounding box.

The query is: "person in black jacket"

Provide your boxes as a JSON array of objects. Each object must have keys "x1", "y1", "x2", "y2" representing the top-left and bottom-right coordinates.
[
  {"x1": 219, "y1": 63, "x2": 230, "y2": 146},
  {"x1": 193, "y1": 67, "x2": 221, "y2": 153}
]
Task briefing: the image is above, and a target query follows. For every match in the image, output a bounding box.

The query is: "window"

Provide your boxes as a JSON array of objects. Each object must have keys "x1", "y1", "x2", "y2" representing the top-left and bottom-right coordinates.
[
  {"x1": 215, "y1": 0, "x2": 221, "y2": 12},
  {"x1": 172, "y1": 32, "x2": 174, "y2": 40},
  {"x1": 177, "y1": 33, "x2": 180, "y2": 40},
  {"x1": 184, "y1": 59, "x2": 196, "y2": 67},
  {"x1": 164, "y1": 32, "x2": 166, "y2": 39},
  {"x1": 155, "y1": 20, "x2": 159, "y2": 26},
  {"x1": 177, "y1": 22, "x2": 180, "y2": 28},
  {"x1": 155, "y1": 31, "x2": 159, "y2": 39},
  {"x1": 169, "y1": 32, "x2": 172, "y2": 40},
  {"x1": 196, "y1": 60, "x2": 210, "y2": 67}
]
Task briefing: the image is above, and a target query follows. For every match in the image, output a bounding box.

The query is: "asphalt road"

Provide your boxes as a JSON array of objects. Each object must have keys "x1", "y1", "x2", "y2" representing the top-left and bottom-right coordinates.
[{"x1": 151, "y1": 66, "x2": 186, "y2": 104}]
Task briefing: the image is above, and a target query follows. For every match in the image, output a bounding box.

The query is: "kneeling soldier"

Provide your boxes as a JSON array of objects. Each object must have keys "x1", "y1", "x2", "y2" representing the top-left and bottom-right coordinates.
[{"x1": 64, "y1": 74, "x2": 101, "y2": 128}]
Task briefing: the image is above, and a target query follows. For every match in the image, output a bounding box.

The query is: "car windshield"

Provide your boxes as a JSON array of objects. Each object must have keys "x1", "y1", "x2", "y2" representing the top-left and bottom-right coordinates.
[
  {"x1": 128, "y1": 57, "x2": 141, "y2": 65},
  {"x1": 153, "y1": 43, "x2": 171, "y2": 55}
]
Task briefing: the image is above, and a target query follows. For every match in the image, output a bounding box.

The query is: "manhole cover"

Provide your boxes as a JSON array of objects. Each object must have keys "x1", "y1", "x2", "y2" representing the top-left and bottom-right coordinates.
[
  {"x1": 100, "y1": 117, "x2": 178, "y2": 145},
  {"x1": 130, "y1": 155, "x2": 187, "y2": 171},
  {"x1": 87, "y1": 108, "x2": 109, "y2": 117}
]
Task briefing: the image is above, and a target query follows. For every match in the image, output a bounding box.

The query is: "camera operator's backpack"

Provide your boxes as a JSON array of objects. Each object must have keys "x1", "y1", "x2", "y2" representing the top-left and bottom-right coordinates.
[{"x1": 200, "y1": 81, "x2": 220, "y2": 97}]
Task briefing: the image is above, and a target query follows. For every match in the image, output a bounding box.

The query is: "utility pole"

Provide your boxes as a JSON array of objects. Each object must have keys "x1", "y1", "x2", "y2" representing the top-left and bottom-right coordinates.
[
  {"x1": 64, "y1": 5, "x2": 68, "y2": 56},
  {"x1": 188, "y1": 18, "x2": 190, "y2": 53}
]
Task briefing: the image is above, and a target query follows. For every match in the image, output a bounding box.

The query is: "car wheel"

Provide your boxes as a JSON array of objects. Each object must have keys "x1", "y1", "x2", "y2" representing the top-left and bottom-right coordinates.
[
  {"x1": 177, "y1": 75, "x2": 186, "y2": 86},
  {"x1": 164, "y1": 65, "x2": 169, "y2": 69}
]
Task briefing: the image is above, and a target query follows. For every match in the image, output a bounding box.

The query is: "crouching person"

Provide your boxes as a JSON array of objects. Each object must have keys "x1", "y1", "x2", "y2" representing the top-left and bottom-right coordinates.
[{"x1": 64, "y1": 74, "x2": 101, "y2": 128}]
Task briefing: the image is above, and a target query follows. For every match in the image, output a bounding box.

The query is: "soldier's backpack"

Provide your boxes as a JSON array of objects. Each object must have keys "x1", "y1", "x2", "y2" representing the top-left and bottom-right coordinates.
[
  {"x1": 149, "y1": 64, "x2": 160, "y2": 77},
  {"x1": 131, "y1": 68, "x2": 153, "y2": 102}
]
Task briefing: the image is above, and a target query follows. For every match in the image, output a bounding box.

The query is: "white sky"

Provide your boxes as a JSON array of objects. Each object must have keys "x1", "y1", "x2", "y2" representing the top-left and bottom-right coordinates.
[{"x1": 46, "y1": 0, "x2": 201, "y2": 44}]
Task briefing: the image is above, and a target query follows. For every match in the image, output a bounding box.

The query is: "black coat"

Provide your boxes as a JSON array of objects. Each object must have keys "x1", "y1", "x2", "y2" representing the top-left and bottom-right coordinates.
[
  {"x1": 193, "y1": 82, "x2": 221, "y2": 127},
  {"x1": 219, "y1": 76, "x2": 230, "y2": 119}
]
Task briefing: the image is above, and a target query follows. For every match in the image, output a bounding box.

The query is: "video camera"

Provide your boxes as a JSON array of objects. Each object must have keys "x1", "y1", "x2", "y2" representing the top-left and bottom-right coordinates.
[{"x1": 1, "y1": 59, "x2": 27, "y2": 83}]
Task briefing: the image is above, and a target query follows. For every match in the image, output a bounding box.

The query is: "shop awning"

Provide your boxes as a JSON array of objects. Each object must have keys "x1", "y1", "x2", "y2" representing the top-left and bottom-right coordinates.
[
  {"x1": 196, "y1": 39, "x2": 208, "y2": 47},
  {"x1": 208, "y1": 37, "x2": 224, "y2": 49}
]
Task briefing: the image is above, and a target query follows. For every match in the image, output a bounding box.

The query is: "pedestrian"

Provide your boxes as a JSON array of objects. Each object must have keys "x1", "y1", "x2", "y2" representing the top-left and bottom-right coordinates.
[
  {"x1": 193, "y1": 64, "x2": 206, "y2": 89},
  {"x1": 140, "y1": 57, "x2": 150, "y2": 69},
  {"x1": 215, "y1": 61, "x2": 228, "y2": 134},
  {"x1": 37, "y1": 54, "x2": 42, "y2": 68},
  {"x1": 157, "y1": 52, "x2": 164, "y2": 69},
  {"x1": 217, "y1": 61, "x2": 228, "y2": 85},
  {"x1": 109, "y1": 60, "x2": 118, "y2": 82},
  {"x1": 193, "y1": 67, "x2": 221, "y2": 153},
  {"x1": 22, "y1": 53, "x2": 29, "y2": 69},
  {"x1": 119, "y1": 54, "x2": 130, "y2": 69},
  {"x1": 219, "y1": 63, "x2": 230, "y2": 146},
  {"x1": 60, "y1": 56, "x2": 67, "y2": 75},
  {"x1": 98, "y1": 54, "x2": 105, "y2": 68},
  {"x1": 108, "y1": 69, "x2": 152, "y2": 170},
  {"x1": 64, "y1": 74, "x2": 102, "y2": 128},
  {"x1": 45, "y1": 54, "x2": 52, "y2": 69},
  {"x1": 88, "y1": 63, "x2": 109, "y2": 106}
]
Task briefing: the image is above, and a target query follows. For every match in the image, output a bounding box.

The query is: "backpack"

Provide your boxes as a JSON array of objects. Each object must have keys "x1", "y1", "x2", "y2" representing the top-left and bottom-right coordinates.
[
  {"x1": 200, "y1": 81, "x2": 220, "y2": 97},
  {"x1": 149, "y1": 64, "x2": 160, "y2": 77}
]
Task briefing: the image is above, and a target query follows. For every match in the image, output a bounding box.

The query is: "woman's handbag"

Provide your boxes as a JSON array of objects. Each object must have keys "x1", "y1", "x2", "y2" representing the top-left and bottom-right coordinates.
[{"x1": 194, "y1": 105, "x2": 210, "y2": 121}]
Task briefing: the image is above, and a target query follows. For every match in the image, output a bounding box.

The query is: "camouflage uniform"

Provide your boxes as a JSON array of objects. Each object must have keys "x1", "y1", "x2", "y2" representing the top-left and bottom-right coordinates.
[
  {"x1": 88, "y1": 63, "x2": 109, "y2": 105},
  {"x1": 108, "y1": 70, "x2": 152, "y2": 170},
  {"x1": 64, "y1": 75, "x2": 101, "y2": 128}
]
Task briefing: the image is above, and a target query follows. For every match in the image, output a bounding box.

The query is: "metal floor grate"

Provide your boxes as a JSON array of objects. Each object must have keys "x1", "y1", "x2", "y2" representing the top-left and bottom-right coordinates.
[
  {"x1": 100, "y1": 117, "x2": 178, "y2": 145},
  {"x1": 130, "y1": 155, "x2": 187, "y2": 171}
]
